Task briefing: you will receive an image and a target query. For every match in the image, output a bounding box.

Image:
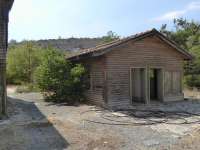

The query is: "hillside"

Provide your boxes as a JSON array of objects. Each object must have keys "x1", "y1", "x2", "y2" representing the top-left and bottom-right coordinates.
[{"x1": 9, "y1": 37, "x2": 103, "y2": 52}]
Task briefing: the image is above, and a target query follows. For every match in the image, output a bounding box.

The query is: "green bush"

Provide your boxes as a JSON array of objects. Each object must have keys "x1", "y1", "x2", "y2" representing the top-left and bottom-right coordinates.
[
  {"x1": 184, "y1": 75, "x2": 200, "y2": 88},
  {"x1": 34, "y1": 48, "x2": 86, "y2": 104}
]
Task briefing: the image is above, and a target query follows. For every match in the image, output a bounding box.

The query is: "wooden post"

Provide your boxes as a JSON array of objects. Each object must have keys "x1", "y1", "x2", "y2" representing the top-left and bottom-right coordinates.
[{"x1": 0, "y1": 0, "x2": 14, "y2": 116}]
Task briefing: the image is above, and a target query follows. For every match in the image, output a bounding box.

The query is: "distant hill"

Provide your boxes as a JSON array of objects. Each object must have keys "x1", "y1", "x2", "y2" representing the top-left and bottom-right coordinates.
[{"x1": 9, "y1": 38, "x2": 103, "y2": 52}]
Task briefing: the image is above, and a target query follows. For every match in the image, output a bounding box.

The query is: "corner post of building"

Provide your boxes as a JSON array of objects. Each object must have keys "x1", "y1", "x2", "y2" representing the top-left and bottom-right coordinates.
[
  {"x1": 144, "y1": 66, "x2": 149, "y2": 104},
  {"x1": 0, "y1": 0, "x2": 14, "y2": 116}
]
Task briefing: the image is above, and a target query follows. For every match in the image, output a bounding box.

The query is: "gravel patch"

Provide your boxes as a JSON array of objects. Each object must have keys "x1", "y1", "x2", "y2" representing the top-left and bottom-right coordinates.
[{"x1": 0, "y1": 92, "x2": 200, "y2": 150}]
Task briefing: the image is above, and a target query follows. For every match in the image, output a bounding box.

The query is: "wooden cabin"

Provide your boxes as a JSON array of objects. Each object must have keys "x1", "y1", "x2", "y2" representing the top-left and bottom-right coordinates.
[{"x1": 68, "y1": 29, "x2": 193, "y2": 109}]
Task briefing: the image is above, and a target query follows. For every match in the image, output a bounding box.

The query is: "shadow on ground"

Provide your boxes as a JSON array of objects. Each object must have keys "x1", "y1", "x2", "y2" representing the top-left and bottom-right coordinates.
[{"x1": 0, "y1": 96, "x2": 69, "y2": 150}]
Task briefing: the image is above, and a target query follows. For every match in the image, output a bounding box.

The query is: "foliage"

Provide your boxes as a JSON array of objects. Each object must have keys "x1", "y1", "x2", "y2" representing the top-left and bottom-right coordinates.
[
  {"x1": 34, "y1": 48, "x2": 86, "y2": 103},
  {"x1": 160, "y1": 18, "x2": 200, "y2": 87},
  {"x1": 160, "y1": 18, "x2": 200, "y2": 49},
  {"x1": 102, "y1": 31, "x2": 120, "y2": 43},
  {"x1": 184, "y1": 75, "x2": 200, "y2": 88},
  {"x1": 7, "y1": 42, "x2": 44, "y2": 84}
]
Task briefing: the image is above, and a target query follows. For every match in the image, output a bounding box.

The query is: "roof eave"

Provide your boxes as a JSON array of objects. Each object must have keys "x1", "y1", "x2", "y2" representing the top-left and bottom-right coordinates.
[
  {"x1": 67, "y1": 29, "x2": 194, "y2": 61},
  {"x1": 67, "y1": 30, "x2": 156, "y2": 61}
]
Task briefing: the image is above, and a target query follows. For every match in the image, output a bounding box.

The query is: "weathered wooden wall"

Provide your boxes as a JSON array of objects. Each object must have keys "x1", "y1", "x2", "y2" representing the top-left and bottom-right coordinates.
[
  {"x1": 83, "y1": 57, "x2": 106, "y2": 107},
  {"x1": 0, "y1": 0, "x2": 14, "y2": 116},
  {"x1": 104, "y1": 35, "x2": 184, "y2": 108}
]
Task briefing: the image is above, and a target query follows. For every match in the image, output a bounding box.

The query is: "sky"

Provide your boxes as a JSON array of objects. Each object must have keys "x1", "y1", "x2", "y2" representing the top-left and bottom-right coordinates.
[{"x1": 9, "y1": 0, "x2": 200, "y2": 41}]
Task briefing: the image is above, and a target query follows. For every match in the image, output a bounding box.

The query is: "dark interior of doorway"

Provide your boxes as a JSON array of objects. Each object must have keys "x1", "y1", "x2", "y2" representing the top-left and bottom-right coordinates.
[{"x1": 150, "y1": 69, "x2": 158, "y2": 101}]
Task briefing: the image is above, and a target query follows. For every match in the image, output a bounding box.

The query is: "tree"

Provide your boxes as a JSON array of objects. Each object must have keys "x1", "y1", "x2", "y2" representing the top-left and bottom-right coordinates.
[
  {"x1": 9, "y1": 39, "x2": 17, "y2": 45},
  {"x1": 102, "y1": 31, "x2": 120, "y2": 43},
  {"x1": 160, "y1": 18, "x2": 200, "y2": 49},
  {"x1": 34, "y1": 48, "x2": 86, "y2": 104},
  {"x1": 160, "y1": 18, "x2": 200, "y2": 87},
  {"x1": 7, "y1": 42, "x2": 43, "y2": 84}
]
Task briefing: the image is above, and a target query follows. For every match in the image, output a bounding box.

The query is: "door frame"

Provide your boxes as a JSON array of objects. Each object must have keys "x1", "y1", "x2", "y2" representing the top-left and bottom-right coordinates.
[{"x1": 130, "y1": 66, "x2": 164, "y2": 105}]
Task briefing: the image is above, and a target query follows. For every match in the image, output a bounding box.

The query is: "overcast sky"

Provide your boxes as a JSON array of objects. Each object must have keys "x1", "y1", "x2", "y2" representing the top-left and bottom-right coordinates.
[{"x1": 9, "y1": 0, "x2": 200, "y2": 41}]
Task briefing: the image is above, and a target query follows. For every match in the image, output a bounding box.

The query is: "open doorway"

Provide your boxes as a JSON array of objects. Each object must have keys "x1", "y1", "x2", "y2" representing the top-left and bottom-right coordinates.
[
  {"x1": 130, "y1": 67, "x2": 163, "y2": 104},
  {"x1": 149, "y1": 68, "x2": 163, "y2": 102},
  {"x1": 150, "y1": 69, "x2": 158, "y2": 100}
]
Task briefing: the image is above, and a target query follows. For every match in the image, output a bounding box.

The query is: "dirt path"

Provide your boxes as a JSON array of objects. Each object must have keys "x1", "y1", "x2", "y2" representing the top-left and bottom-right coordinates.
[
  {"x1": 0, "y1": 92, "x2": 200, "y2": 150},
  {"x1": 0, "y1": 97, "x2": 68, "y2": 150},
  {"x1": 1, "y1": 93, "x2": 122, "y2": 150},
  {"x1": 171, "y1": 129, "x2": 200, "y2": 150}
]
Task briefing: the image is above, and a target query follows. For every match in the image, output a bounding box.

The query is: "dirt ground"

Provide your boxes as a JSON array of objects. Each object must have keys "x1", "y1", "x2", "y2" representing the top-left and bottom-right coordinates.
[{"x1": 0, "y1": 88, "x2": 200, "y2": 150}]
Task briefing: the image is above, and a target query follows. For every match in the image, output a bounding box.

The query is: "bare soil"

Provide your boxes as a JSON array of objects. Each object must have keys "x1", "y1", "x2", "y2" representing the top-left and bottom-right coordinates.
[{"x1": 0, "y1": 88, "x2": 200, "y2": 150}]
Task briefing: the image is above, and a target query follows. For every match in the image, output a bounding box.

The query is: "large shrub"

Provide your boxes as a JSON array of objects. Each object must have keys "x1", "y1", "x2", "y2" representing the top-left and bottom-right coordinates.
[{"x1": 34, "y1": 48, "x2": 86, "y2": 104}]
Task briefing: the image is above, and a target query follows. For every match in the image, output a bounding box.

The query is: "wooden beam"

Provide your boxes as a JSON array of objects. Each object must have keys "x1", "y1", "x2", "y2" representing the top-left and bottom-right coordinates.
[{"x1": 0, "y1": 0, "x2": 14, "y2": 116}]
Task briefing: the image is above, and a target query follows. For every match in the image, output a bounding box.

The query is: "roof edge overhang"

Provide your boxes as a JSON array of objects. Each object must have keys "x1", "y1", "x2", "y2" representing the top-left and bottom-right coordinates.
[
  {"x1": 68, "y1": 29, "x2": 194, "y2": 61},
  {"x1": 153, "y1": 29, "x2": 194, "y2": 61}
]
